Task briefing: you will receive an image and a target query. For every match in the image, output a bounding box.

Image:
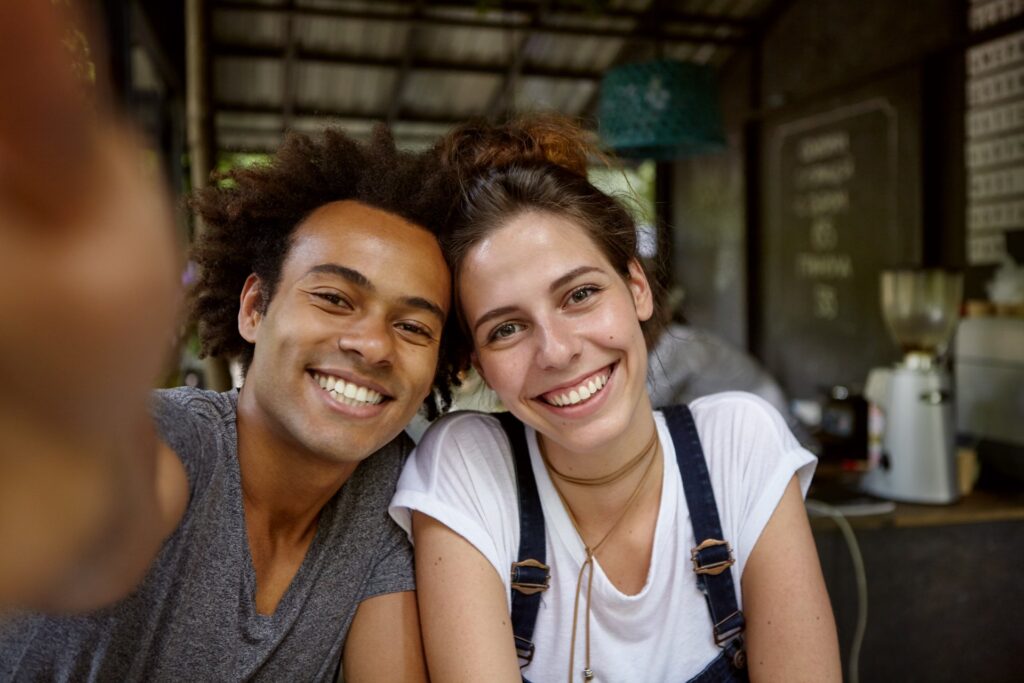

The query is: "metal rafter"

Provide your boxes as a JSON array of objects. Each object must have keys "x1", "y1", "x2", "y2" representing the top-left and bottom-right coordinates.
[
  {"x1": 484, "y1": 0, "x2": 549, "y2": 120},
  {"x1": 281, "y1": 0, "x2": 297, "y2": 128},
  {"x1": 217, "y1": 100, "x2": 466, "y2": 125},
  {"x1": 226, "y1": 0, "x2": 757, "y2": 31},
  {"x1": 211, "y1": 0, "x2": 748, "y2": 46},
  {"x1": 387, "y1": 0, "x2": 424, "y2": 124},
  {"x1": 213, "y1": 43, "x2": 604, "y2": 81}
]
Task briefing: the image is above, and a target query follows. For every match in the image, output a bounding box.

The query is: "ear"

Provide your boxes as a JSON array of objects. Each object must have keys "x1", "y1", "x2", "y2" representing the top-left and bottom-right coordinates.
[
  {"x1": 626, "y1": 258, "x2": 654, "y2": 323},
  {"x1": 238, "y1": 274, "x2": 264, "y2": 344}
]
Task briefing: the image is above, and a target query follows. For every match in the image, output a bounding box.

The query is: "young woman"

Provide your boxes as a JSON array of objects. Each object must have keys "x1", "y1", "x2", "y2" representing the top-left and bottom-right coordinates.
[{"x1": 390, "y1": 116, "x2": 841, "y2": 682}]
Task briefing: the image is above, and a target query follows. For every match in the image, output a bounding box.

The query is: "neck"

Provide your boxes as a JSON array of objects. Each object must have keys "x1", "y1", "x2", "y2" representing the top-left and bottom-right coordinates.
[
  {"x1": 235, "y1": 387, "x2": 358, "y2": 542},
  {"x1": 538, "y1": 394, "x2": 660, "y2": 522},
  {"x1": 539, "y1": 392, "x2": 656, "y2": 482}
]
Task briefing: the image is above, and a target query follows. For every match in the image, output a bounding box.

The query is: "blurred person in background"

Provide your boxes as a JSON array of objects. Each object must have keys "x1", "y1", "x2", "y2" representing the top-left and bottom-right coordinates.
[
  {"x1": 646, "y1": 292, "x2": 815, "y2": 448},
  {"x1": 0, "y1": 2, "x2": 456, "y2": 680}
]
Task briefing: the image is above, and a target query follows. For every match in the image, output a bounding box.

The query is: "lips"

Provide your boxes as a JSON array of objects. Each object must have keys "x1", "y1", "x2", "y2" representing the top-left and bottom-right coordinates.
[
  {"x1": 538, "y1": 365, "x2": 614, "y2": 407},
  {"x1": 311, "y1": 371, "x2": 389, "y2": 407}
]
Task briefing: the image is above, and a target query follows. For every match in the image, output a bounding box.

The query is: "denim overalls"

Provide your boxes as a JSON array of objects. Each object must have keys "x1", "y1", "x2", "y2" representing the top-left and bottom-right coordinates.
[{"x1": 498, "y1": 404, "x2": 749, "y2": 683}]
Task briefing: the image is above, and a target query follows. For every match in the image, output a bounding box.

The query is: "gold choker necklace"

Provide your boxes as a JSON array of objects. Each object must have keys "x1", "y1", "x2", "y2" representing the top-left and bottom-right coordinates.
[
  {"x1": 541, "y1": 429, "x2": 661, "y2": 682},
  {"x1": 540, "y1": 427, "x2": 658, "y2": 487}
]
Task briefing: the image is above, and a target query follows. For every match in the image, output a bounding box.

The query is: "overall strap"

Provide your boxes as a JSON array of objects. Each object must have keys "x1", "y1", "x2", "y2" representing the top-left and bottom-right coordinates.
[
  {"x1": 495, "y1": 412, "x2": 550, "y2": 673},
  {"x1": 662, "y1": 405, "x2": 748, "y2": 672}
]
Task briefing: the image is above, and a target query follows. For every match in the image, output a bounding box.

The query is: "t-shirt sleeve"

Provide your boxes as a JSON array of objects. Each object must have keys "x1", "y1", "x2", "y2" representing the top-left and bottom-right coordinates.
[
  {"x1": 360, "y1": 515, "x2": 416, "y2": 598},
  {"x1": 689, "y1": 392, "x2": 817, "y2": 580},
  {"x1": 389, "y1": 412, "x2": 520, "y2": 585},
  {"x1": 149, "y1": 387, "x2": 234, "y2": 499}
]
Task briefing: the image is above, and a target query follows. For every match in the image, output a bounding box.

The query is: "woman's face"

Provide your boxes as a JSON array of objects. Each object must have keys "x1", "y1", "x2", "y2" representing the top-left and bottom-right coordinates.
[{"x1": 459, "y1": 210, "x2": 654, "y2": 457}]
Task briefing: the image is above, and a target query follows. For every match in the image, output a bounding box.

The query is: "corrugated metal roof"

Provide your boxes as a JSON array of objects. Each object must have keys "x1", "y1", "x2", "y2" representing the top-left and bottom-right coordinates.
[{"x1": 210, "y1": 0, "x2": 780, "y2": 151}]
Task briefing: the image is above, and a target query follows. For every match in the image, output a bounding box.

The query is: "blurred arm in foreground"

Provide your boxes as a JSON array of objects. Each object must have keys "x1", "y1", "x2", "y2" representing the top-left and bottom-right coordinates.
[{"x1": 0, "y1": 0, "x2": 183, "y2": 611}]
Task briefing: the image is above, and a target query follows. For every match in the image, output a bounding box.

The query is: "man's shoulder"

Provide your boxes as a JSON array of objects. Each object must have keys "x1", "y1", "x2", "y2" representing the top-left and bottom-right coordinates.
[
  {"x1": 151, "y1": 386, "x2": 238, "y2": 423},
  {"x1": 150, "y1": 387, "x2": 238, "y2": 487}
]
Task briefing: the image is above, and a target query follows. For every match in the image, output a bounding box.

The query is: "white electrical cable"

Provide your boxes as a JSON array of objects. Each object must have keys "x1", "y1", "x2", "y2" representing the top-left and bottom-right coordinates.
[{"x1": 805, "y1": 499, "x2": 868, "y2": 683}]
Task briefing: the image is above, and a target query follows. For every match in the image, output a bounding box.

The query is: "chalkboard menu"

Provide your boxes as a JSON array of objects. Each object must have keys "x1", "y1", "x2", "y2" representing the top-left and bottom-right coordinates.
[{"x1": 759, "y1": 71, "x2": 922, "y2": 399}]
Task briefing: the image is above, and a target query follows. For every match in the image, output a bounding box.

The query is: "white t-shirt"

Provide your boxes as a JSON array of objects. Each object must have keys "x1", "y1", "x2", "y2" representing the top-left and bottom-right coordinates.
[{"x1": 390, "y1": 392, "x2": 816, "y2": 682}]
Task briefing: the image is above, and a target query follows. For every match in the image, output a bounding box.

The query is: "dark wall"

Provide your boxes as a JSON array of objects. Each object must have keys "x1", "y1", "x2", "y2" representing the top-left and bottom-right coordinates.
[
  {"x1": 815, "y1": 520, "x2": 1024, "y2": 682},
  {"x1": 760, "y1": 0, "x2": 962, "y2": 107},
  {"x1": 670, "y1": 0, "x2": 967, "y2": 397}
]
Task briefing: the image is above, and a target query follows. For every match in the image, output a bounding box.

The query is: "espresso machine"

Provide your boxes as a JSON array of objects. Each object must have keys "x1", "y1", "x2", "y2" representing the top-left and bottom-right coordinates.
[{"x1": 862, "y1": 269, "x2": 963, "y2": 504}]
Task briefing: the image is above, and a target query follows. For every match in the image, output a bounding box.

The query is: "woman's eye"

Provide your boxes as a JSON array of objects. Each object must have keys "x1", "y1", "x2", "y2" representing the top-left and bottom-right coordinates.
[
  {"x1": 490, "y1": 322, "x2": 522, "y2": 341},
  {"x1": 568, "y1": 286, "x2": 599, "y2": 304}
]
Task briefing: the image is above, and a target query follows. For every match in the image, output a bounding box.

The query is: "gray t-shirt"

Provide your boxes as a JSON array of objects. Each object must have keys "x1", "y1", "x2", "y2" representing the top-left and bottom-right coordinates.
[{"x1": 0, "y1": 387, "x2": 414, "y2": 682}]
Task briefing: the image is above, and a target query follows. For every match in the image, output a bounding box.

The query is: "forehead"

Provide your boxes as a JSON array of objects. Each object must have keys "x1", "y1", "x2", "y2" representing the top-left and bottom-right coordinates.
[
  {"x1": 284, "y1": 200, "x2": 449, "y2": 303},
  {"x1": 465, "y1": 211, "x2": 610, "y2": 276}
]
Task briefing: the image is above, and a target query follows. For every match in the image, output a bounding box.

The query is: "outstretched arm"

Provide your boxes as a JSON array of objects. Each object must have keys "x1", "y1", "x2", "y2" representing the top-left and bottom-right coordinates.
[
  {"x1": 0, "y1": 0, "x2": 185, "y2": 611},
  {"x1": 741, "y1": 476, "x2": 842, "y2": 682},
  {"x1": 412, "y1": 512, "x2": 522, "y2": 682}
]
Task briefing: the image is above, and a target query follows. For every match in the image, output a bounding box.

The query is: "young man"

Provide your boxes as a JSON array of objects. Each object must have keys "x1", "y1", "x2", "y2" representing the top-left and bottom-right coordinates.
[{"x1": 0, "y1": 8, "x2": 457, "y2": 678}]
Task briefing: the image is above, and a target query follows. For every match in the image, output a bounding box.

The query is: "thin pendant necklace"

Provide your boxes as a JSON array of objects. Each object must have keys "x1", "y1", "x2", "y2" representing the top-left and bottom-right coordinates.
[{"x1": 540, "y1": 428, "x2": 661, "y2": 682}]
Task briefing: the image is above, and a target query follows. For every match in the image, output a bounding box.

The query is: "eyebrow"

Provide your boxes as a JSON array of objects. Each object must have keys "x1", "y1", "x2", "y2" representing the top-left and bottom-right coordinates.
[
  {"x1": 549, "y1": 266, "x2": 602, "y2": 294},
  {"x1": 472, "y1": 266, "x2": 604, "y2": 335},
  {"x1": 306, "y1": 263, "x2": 446, "y2": 322},
  {"x1": 308, "y1": 263, "x2": 371, "y2": 288}
]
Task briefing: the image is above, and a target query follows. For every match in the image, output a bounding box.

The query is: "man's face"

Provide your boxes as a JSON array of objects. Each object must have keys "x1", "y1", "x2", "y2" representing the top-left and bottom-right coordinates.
[{"x1": 238, "y1": 200, "x2": 450, "y2": 465}]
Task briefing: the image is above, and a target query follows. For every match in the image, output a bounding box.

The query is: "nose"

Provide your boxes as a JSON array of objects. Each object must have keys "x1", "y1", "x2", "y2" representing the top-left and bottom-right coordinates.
[
  {"x1": 535, "y1": 316, "x2": 582, "y2": 370},
  {"x1": 337, "y1": 315, "x2": 394, "y2": 367}
]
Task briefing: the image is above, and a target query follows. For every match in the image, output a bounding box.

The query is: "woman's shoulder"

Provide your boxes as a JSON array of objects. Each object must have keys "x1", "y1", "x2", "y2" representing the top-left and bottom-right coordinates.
[
  {"x1": 418, "y1": 409, "x2": 510, "y2": 451},
  {"x1": 409, "y1": 410, "x2": 517, "y2": 479},
  {"x1": 685, "y1": 391, "x2": 798, "y2": 448}
]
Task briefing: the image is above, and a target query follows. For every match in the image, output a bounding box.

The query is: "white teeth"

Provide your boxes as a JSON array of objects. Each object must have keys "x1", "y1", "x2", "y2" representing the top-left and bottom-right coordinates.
[
  {"x1": 546, "y1": 370, "x2": 611, "y2": 407},
  {"x1": 313, "y1": 373, "x2": 384, "y2": 406}
]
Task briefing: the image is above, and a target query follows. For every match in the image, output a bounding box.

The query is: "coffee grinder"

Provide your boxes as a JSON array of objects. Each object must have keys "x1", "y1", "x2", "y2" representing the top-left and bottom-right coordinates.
[{"x1": 862, "y1": 268, "x2": 963, "y2": 504}]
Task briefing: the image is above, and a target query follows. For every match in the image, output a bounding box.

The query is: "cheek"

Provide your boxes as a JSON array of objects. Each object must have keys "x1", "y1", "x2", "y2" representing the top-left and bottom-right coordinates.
[{"x1": 475, "y1": 351, "x2": 523, "y2": 397}]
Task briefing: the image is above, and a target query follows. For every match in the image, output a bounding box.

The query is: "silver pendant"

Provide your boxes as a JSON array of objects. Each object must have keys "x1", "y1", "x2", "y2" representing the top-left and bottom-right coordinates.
[{"x1": 583, "y1": 668, "x2": 594, "y2": 680}]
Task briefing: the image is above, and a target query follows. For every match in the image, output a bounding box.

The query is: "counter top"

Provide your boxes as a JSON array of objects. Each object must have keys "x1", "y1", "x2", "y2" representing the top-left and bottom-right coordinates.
[{"x1": 806, "y1": 472, "x2": 1024, "y2": 531}]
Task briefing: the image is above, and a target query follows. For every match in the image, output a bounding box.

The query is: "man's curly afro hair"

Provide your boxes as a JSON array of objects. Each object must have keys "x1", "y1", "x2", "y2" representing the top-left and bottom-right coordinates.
[{"x1": 189, "y1": 125, "x2": 460, "y2": 414}]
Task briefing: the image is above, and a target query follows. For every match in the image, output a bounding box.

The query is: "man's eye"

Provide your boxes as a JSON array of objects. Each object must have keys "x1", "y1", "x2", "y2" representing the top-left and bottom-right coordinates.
[
  {"x1": 397, "y1": 321, "x2": 432, "y2": 338},
  {"x1": 314, "y1": 292, "x2": 348, "y2": 307}
]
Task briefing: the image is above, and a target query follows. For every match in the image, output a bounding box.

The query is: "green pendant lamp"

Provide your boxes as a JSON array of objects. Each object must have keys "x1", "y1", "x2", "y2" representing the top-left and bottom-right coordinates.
[{"x1": 598, "y1": 59, "x2": 726, "y2": 159}]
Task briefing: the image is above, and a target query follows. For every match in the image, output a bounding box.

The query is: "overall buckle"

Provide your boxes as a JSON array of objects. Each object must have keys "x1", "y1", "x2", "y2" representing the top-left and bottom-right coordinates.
[
  {"x1": 511, "y1": 558, "x2": 550, "y2": 595},
  {"x1": 691, "y1": 538, "x2": 735, "y2": 576}
]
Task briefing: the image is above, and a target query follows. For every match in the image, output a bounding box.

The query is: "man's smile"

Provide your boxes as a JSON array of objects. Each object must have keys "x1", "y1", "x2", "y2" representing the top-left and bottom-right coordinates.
[{"x1": 310, "y1": 370, "x2": 390, "y2": 407}]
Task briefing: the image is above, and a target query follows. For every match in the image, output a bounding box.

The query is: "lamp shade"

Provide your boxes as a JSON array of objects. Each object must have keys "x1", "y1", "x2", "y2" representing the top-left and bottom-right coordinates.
[{"x1": 598, "y1": 59, "x2": 726, "y2": 159}]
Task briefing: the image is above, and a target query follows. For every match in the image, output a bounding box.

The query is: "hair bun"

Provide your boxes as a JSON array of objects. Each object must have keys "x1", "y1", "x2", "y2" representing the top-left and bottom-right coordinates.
[{"x1": 439, "y1": 113, "x2": 597, "y2": 182}]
